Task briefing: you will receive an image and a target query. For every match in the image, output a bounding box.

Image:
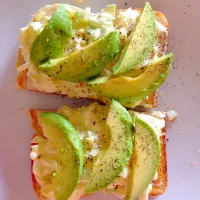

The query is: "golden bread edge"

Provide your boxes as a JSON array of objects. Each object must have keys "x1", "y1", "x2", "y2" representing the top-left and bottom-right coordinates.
[
  {"x1": 29, "y1": 109, "x2": 168, "y2": 199},
  {"x1": 16, "y1": 7, "x2": 169, "y2": 108}
]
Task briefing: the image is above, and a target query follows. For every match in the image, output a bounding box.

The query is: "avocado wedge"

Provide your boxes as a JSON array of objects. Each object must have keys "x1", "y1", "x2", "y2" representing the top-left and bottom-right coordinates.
[
  {"x1": 122, "y1": 66, "x2": 147, "y2": 78},
  {"x1": 125, "y1": 111, "x2": 160, "y2": 200},
  {"x1": 88, "y1": 53, "x2": 173, "y2": 104},
  {"x1": 40, "y1": 112, "x2": 84, "y2": 200},
  {"x1": 85, "y1": 100, "x2": 134, "y2": 193},
  {"x1": 113, "y1": 2, "x2": 156, "y2": 75},
  {"x1": 30, "y1": 5, "x2": 73, "y2": 65},
  {"x1": 39, "y1": 31, "x2": 120, "y2": 82}
]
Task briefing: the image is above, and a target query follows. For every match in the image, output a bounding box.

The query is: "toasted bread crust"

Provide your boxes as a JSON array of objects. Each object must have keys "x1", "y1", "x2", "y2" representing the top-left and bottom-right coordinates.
[
  {"x1": 16, "y1": 7, "x2": 169, "y2": 107},
  {"x1": 29, "y1": 109, "x2": 168, "y2": 199},
  {"x1": 151, "y1": 134, "x2": 168, "y2": 196},
  {"x1": 31, "y1": 159, "x2": 49, "y2": 200}
]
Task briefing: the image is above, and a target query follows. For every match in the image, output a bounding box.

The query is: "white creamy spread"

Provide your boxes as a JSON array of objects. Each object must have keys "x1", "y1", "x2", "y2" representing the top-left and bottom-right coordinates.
[
  {"x1": 133, "y1": 112, "x2": 166, "y2": 137},
  {"x1": 156, "y1": 20, "x2": 167, "y2": 32},
  {"x1": 18, "y1": 4, "x2": 168, "y2": 104},
  {"x1": 115, "y1": 8, "x2": 140, "y2": 46},
  {"x1": 31, "y1": 136, "x2": 57, "y2": 200}
]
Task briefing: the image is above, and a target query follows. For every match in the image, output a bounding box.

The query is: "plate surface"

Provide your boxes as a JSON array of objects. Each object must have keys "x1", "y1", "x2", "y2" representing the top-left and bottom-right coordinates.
[{"x1": 0, "y1": 0, "x2": 200, "y2": 199}]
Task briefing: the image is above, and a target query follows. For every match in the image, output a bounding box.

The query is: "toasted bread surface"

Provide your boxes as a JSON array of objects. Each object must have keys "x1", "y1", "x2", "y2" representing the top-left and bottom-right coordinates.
[
  {"x1": 16, "y1": 6, "x2": 169, "y2": 108},
  {"x1": 29, "y1": 108, "x2": 168, "y2": 199}
]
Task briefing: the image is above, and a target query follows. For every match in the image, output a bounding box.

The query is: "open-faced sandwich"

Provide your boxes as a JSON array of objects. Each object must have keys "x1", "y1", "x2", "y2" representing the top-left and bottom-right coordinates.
[
  {"x1": 16, "y1": 2, "x2": 175, "y2": 200},
  {"x1": 29, "y1": 100, "x2": 167, "y2": 200},
  {"x1": 16, "y1": 2, "x2": 172, "y2": 109}
]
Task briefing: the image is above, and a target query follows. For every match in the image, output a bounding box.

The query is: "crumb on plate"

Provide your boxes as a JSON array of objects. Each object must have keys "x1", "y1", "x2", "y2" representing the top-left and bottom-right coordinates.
[
  {"x1": 190, "y1": 162, "x2": 197, "y2": 166},
  {"x1": 166, "y1": 110, "x2": 178, "y2": 121}
]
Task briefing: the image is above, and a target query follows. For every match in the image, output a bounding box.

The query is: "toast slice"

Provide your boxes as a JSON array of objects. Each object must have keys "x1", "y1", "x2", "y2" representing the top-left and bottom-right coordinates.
[
  {"x1": 29, "y1": 108, "x2": 168, "y2": 200},
  {"x1": 16, "y1": 4, "x2": 169, "y2": 108}
]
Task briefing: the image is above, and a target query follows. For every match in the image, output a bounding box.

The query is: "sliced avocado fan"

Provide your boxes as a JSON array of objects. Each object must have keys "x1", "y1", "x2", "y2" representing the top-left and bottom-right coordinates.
[
  {"x1": 39, "y1": 31, "x2": 120, "y2": 82},
  {"x1": 113, "y1": 2, "x2": 156, "y2": 75},
  {"x1": 40, "y1": 112, "x2": 84, "y2": 200},
  {"x1": 88, "y1": 53, "x2": 173, "y2": 104},
  {"x1": 85, "y1": 100, "x2": 134, "y2": 194},
  {"x1": 125, "y1": 111, "x2": 160, "y2": 200},
  {"x1": 30, "y1": 5, "x2": 73, "y2": 65}
]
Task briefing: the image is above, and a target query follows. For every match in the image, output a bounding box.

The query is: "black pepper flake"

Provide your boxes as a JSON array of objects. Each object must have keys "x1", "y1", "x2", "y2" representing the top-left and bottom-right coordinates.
[
  {"x1": 197, "y1": 73, "x2": 199, "y2": 77},
  {"x1": 115, "y1": 185, "x2": 119, "y2": 190}
]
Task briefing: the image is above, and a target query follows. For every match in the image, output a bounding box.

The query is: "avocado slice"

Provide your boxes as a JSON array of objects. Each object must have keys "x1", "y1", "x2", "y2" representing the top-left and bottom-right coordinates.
[
  {"x1": 88, "y1": 53, "x2": 173, "y2": 104},
  {"x1": 40, "y1": 112, "x2": 84, "y2": 200},
  {"x1": 125, "y1": 112, "x2": 160, "y2": 200},
  {"x1": 122, "y1": 66, "x2": 147, "y2": 78},
  {"x1": 85, "y1": 100, "x2": 134, "y2": 193},
  {"x1": 113, "y1": 2, "x2": 156, "y2": 75},
  {"x1": 30, "y1": 5, "x2": 73, "y2": 65},
  {"x1": 39, "y1": 31, "x2": 120, "y2": 82}
]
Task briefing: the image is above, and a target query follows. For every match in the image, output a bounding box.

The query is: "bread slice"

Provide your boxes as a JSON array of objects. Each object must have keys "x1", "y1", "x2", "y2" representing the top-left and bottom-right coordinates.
[
  {"x1": 29, "y1": 108, "x2": 168, "y2": 199},
  {"x1": 16, "y1": 5, "x2": 169, "y2": 108}
]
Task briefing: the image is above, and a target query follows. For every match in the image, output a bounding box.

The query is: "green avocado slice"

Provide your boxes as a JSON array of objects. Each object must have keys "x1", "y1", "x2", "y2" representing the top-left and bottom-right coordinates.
[
  {"x1": 125, "y1": 111, "x2": 160, "y2": 200},
  {"x1": 85, "y1": 100, "x2": 134, "y2": 193},
  {"x1": 39, "y1": 31, "x2": 120, "y2": 82},
  {"x1": 30, "y1": 5, "x2": 73, "y2": 65},
  {"x1": 88, "y1": 53, "x2": 173, "y2": 104},
  {"x1": 40, "y1": 112, "x2": 84, "y2": 200},
  {"x1": 113, "y1": 2, "x2": 156, "y2": 75},
  {"x1": 122, "y1": 66, "x2": 147, "y2": 78}
]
